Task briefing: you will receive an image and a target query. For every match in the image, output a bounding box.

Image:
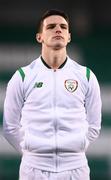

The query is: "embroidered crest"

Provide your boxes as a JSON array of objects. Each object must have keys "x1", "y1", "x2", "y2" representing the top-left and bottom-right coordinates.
[{"x1": 65, "y1": 79, "x2": 78, "y2": 92}]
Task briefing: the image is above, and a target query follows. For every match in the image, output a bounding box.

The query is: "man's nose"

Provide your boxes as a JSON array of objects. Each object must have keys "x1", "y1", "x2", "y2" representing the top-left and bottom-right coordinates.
[
  {"x1": 56, "y1": 30, "x2": 61, "y2": 34},
  {"x1": 55, "y1": 25, "x2": 62, "y2": 33}
]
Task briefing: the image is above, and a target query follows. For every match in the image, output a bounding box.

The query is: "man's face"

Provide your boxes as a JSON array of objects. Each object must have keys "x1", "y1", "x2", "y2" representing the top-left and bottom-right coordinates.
[{"x1": 37, "y1": 15, "x2": 71, "y2": 50}]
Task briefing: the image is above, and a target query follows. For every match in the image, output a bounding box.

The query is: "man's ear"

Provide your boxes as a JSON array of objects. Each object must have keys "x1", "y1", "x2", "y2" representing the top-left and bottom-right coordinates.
[
  {"x1": 36, "y1": 33, "x2": 42, "y2": 43},
  {"x1": 68, "y1": 33, "x2": 71, "y2": 43}
]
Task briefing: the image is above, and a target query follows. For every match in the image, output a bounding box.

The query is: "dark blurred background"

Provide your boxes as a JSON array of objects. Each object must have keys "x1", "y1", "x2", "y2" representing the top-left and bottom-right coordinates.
[{"x1": 0, "y1": 0, "x2": 111, "y2": 179}]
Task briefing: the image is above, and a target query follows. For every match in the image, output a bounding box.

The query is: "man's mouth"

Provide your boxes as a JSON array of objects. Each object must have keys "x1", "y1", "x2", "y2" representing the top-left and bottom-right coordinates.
[{"x1": 53, "y1": 36, "x2": 63, "y2": 39}]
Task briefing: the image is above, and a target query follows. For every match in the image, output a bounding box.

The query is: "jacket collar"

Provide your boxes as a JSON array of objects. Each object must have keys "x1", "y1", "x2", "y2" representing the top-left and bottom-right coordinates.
[{"x1": 40, "y1": 56, "x2": 67, "y2": 69}]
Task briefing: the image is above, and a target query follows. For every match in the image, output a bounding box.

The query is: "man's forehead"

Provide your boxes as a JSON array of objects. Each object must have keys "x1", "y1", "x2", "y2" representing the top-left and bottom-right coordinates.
[{"x1": 43, "y1": 15, "x2": 68, "y2": 25}]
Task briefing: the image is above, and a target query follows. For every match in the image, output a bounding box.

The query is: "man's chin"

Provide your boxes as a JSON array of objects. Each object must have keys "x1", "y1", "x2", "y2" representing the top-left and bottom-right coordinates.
[{"x1": 52, "y1": 43, "x2": 64, "y2": 50}]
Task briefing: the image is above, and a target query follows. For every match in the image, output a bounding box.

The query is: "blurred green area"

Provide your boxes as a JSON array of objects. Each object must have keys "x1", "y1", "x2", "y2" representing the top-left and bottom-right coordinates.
[{"x1": 0, "y1": 156, "x2": 21, "y2": 180}]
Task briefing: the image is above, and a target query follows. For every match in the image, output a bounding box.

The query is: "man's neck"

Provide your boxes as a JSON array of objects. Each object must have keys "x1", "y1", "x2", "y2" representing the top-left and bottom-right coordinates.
[{"x1": 41, "y1": 48, "x2": 67, "y2": 70}]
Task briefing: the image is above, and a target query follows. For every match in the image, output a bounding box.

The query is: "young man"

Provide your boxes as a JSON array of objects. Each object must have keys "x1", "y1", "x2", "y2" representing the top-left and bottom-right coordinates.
[{"x1": 3, "y1": 9, "x2": 102, "y2": 180}]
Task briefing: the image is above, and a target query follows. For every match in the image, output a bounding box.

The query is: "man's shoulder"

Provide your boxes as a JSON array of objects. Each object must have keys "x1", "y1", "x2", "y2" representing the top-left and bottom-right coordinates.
[
  {"x1": 69, "y1": 57, "x2": 85, "y2": 69},
  {"x1": 22, "y1": 57, "x2": 39, "y2": 71},
  {"x1": 68, "y1": 57, "x2": 91, "y2": 82},
  {"x1": 17, "y1": 57, "x2": 40, "y2": 82}
]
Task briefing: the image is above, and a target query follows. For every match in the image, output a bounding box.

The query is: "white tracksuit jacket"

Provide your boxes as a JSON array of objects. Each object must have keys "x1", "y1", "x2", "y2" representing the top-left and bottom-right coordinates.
[{"x1": 3, "y1": 56, "x2": 102, "y2": 172}]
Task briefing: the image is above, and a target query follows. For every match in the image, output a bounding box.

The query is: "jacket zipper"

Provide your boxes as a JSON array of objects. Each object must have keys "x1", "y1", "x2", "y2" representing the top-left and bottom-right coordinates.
[{"x1": 52, "y1": 69, "x2": 58, "y2": 171}]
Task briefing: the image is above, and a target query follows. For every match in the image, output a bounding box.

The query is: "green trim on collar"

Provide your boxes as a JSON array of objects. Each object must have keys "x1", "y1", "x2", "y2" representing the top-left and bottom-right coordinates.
[
  {"x1": 18, "y1": 68, "x2": 25, "y2": 82},
  {"x1": 86, "y1": 67, "x2": 90, "y2": 81}
]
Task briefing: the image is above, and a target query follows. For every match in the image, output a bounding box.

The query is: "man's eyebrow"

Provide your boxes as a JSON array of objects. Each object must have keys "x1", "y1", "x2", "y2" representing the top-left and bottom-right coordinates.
[
  {"x1": 46, "y1": 23, "x2": 68, "y2": 27},
  {"x1": 46, "y1": 23, "x2": 56, "y2": 26}
]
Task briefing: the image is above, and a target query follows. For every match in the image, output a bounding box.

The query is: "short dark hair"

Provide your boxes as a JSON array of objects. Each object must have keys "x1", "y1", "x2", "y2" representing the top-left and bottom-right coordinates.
[{"x1": 37, "y1": 9, "x2": 70, "y2": 33}]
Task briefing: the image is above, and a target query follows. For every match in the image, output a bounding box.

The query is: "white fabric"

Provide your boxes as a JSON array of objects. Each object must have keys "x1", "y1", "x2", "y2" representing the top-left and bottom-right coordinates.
[
  {"x1": 19, "y1": 162, "x2": 90, "y2": 180},
  {"x1": 3, "y1": 56, "x2": 102, "y2": 172}
]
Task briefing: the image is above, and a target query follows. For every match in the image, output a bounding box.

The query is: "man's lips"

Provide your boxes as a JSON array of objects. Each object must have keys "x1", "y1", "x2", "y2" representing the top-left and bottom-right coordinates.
[{"x1": 53, "y1": 36, "x2": 64, "y2": 39}]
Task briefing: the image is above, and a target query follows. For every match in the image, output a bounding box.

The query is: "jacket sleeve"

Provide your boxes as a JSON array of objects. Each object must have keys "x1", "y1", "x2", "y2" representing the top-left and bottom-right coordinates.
[
  {"x1": 3, "y1": 70, "x2": 24, "y2": 154},
  {"x1": 85, "y1": 70, "x2": 102, "y2": 144}
]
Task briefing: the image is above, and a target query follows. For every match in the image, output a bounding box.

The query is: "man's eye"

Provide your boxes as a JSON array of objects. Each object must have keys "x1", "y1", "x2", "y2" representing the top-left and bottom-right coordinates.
[
  {"x1": 61, "y1": 25, "x2": 67, "y2": 29},
  {"x1": 47, "y1": 25, "x2": 55, "y2": 29}
]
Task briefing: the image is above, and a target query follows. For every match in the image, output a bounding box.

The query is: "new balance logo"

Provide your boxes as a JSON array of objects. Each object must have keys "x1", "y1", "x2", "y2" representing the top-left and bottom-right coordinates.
[{"x1": 34, "y1": 82, "x2": 43, "y2": 88}]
